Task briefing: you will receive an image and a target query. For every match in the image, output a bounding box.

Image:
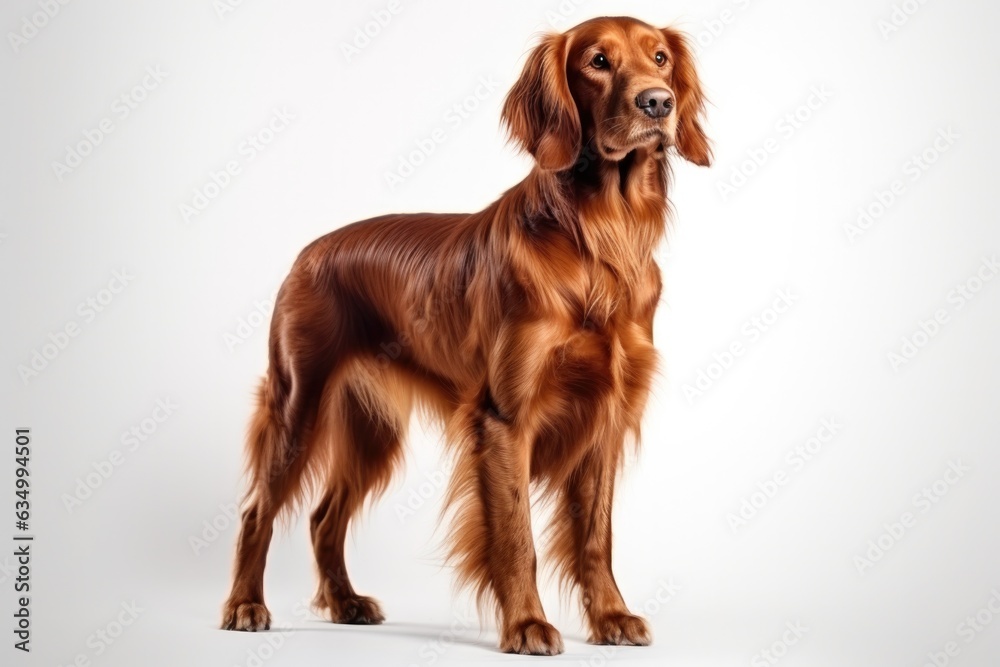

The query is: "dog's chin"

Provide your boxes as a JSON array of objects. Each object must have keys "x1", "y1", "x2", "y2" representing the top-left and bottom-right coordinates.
[{"x1": 597, "y1": 129, "x2": 670, "y2": 162}]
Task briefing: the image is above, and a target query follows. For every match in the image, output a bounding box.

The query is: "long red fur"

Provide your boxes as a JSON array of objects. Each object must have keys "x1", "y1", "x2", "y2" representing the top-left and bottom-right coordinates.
[{"x1": 222, "y1": 16, "x2": 711, "y2": 655}]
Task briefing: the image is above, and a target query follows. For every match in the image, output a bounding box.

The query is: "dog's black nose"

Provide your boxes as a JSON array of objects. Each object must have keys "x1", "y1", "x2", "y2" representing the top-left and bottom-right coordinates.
[{"x1": 635, "y1": 88, "x2": 674, "y2": 118}]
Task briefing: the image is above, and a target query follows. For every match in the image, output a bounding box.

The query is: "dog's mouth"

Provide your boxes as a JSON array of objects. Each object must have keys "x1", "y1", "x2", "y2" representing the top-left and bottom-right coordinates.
[{"x1": 599, "y1": 127, "x2": 668, "y2": 161}]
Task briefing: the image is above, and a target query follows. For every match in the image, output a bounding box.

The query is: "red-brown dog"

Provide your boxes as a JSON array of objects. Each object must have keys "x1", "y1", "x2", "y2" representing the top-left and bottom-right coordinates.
[{"x1": 222, "y1": 16, "x2": 710, "y2": 655}]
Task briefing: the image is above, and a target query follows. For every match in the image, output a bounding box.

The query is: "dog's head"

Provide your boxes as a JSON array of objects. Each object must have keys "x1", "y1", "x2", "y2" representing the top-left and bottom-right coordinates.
[{"x1": 502, "y1": 17, "x2": 711, "y2": 171}]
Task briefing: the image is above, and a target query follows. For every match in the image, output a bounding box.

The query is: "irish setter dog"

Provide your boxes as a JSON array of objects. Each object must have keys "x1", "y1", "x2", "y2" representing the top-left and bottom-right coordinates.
[{"x1": 222, "y1": 16, "x2": 710, "y2": 655}]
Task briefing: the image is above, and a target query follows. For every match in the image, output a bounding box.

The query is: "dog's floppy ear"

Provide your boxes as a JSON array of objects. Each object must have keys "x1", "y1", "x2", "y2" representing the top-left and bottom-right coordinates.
[
  {"x1": 501, "y1": 33, "x2": 581, "y2": 171},
  {"x1": 662, "y1": 28, "x2": 712, "y2": 167}
]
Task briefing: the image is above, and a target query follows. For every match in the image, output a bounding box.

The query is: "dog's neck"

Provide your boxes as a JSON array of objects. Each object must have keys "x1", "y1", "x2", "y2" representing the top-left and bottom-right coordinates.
[{"x1": 523, "y1": 142, "x2": 670, "y2": 287}]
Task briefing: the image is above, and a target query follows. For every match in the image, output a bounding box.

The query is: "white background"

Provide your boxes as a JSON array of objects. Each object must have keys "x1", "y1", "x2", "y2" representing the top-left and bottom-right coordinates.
[{"x1": 3, "y1": 0, "x2": 1000, "y2": 665}]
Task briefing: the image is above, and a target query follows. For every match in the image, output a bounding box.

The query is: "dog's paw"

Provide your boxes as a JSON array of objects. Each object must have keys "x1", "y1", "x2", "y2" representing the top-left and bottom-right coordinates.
[
  {"x1": 501, "y1": 619, "x2": 564, "y2": 655},
  {"x1": 589, "y1": 612, "x2": 651, "y2": 646},
  {"x1": 221, "y1": 601, "x2": 272, "y2": 632},
  {"x1": 316, "y1": 594, "x2": 385, "y2": 625}
]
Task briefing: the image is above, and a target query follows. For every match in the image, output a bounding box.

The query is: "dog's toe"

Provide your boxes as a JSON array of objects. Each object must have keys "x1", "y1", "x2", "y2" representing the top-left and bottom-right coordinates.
[
  {"x1": 589, "y1": 612, "x2": 651, "y2": 646},
  {"x1": 325, "y1": 595, "x2": 385, "y2": 625},
  {"x1": 501, "y1": 619, "x2": 564, "y2": 655},
  {"x1": 222, "y1": 601, "x2": 272, "y2": 632}
]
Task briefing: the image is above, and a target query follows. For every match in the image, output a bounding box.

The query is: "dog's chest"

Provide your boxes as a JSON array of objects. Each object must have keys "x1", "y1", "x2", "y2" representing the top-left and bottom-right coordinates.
[
  {"x1": 517, "y1": 229, "x2": 635, "y2": 327},
  {"x1": 509, "y1": 222, "x2": 659, "y2": 404},
  {"x1": 541, "y1": 264, "x2": 654, "y2": 385}
]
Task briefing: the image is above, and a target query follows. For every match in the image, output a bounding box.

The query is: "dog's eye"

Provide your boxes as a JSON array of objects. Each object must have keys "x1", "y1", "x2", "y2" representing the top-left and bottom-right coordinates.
[
  {"x1": 654, "y1": 52, "x2": 667, "y2": 66},
  {"x1": 591, "y1": 53, "x2": 610, "y2": 70}
]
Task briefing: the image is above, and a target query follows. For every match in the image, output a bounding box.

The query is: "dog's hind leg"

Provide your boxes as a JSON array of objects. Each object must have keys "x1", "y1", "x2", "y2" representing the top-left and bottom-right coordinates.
[
  {"x1": 221, "y1": 280, "x2": 342, "y2": 632},
  {"x1": 221, "y1": 371, "x2": 325, "y2": 630},
  {"x1": 309, "y1": 362, "x2": 409, "y2": 624}
]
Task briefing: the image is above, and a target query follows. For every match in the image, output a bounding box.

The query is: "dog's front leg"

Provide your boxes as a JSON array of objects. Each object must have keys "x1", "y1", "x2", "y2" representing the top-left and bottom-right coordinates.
[
  {"x1": 482, "y1": 414, "x2": 564, "y2": 655},
  {"x1": 448, "y1": 398, "x2": 564, "y2": 656},
  {"x1": 556, "y1": 446, "x2": 652, "y2": 645}
]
